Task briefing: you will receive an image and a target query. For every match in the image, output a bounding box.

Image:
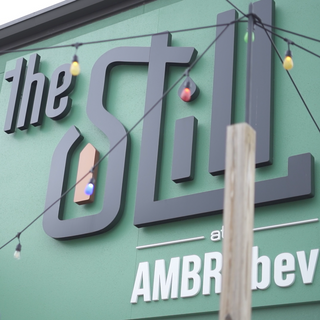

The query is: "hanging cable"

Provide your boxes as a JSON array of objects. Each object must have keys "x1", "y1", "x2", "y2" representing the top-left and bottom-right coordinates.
[
  {"x1": 1, "y1": 0, "x2": 320, "y2": 254},
  {"x1": 0, "y1": 15, "x2": 244, "y2": 252},
  {"x1": 225, "y1": 0, "x2": 246, "y2": 16},
  {"x1": 2, "y1": 0, "x2": 320, "y2": 255},
  {"x1": 2, "y1": 3, "x2": 320, "y2": 253},
  {"x1": 226, "y1": 0, "x2": 320, "y2": 43},
  {"x1": 90, "y1": 15, "x2": 246, "y2": 174},
  {"x1": 256, "y1": 21, "x2": 320, "y2": 134},
  {"x1": 255, "y1": 23, "x2": 320, "y2": 59},
  {"x1": 225, "y1": 0, "x2": 320, "y2": 135},
  {"x1": 255, "y1": 21, "x2": 320, "y2": 43},
  {"x1": 0, "y1": 22, "x2": 247, "y2": 55}
]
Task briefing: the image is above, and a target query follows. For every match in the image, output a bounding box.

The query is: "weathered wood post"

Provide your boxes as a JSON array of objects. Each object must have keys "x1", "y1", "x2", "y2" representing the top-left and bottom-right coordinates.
[{"x1": 219, "y1": 123, "x2": 256, "y2": 320}]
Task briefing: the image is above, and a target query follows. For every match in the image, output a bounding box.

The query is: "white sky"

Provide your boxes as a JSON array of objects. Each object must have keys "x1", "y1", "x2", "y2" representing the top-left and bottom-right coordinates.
[{"x1": 0, "y1": 0, "x2": 65, "y2": 26}]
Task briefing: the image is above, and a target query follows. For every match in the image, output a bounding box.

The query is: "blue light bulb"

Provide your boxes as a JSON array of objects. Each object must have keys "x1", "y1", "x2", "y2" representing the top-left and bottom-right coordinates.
[{"x1": 85, "y1": 179, "x2": 95, "y2": 195}]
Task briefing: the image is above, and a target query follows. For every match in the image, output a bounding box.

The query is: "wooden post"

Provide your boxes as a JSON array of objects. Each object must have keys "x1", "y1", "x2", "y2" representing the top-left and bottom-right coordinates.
[{"x1": 219, "y1": 123, "x2": 256, "y2": 320}]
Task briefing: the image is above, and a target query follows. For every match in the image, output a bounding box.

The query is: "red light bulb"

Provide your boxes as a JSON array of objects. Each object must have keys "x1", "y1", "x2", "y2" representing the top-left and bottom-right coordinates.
[
  {"x1": 178, "y1": 75, "x2": 199, "y2": 102},
  {"x1": 180, "y1": 87, "x2": 191, "y2": 102}
]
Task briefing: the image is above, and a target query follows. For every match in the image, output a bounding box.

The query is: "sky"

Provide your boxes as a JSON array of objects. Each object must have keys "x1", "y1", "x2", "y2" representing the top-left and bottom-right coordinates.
[{"x1": 0, "y1": 0, "x2": 65, "y2": 26}]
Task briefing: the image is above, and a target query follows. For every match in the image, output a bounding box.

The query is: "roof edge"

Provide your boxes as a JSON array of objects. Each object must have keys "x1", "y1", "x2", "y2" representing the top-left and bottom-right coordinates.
[{"x1": 0, "y1": 0, "x2": 154, "y2": 52}]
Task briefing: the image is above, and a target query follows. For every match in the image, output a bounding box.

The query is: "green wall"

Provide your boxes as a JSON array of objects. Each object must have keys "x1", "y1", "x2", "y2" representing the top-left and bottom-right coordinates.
[{"x1": 0, "y1": 0, "x2": 319, "y2": 319}]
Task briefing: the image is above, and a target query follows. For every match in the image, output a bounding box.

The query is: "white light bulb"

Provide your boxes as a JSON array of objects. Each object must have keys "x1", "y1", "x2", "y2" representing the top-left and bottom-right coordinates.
[
  {"x1": 14, "y1": 250, "x2": 21, "y2": 260},
  {"x1": 14, "y1": 242, "x2": 21, "y2": 260}
]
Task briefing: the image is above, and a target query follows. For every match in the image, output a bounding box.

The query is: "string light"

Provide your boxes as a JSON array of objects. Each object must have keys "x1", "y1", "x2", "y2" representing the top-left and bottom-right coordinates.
[
  {"x1": 85, "y1": 178, "x2": 95, "y2": 196},
  {"x1": 283, "y1": 40, "x2": 294, "y2": 70},
  {"x1": 180, "y1": 84, "x2": 191, "y2": 102},
  {"x1": 244, "y1": 30, "x2": 255, "y2": 43},
  {"x1": 283, "y1": 50, "x2": 293, "y2": 70},
  {"x1": 1, "y1": 6, "x2": 320, "y2": 256},
  {"x1": 0, "y1": 17, "x2": 318, "y2": 57},
  {"x1": 0, "y1": 29, "x2": 220, "y2": 252},
  {"x1": 255, "y1": 22, "x2": 320, "y2": 134},
  {"x1": 0, "y1": 16, "x2": 241, "y2": 255},
  {"x1": 70, "y1": 43, "x2": 82, "y2": 76},
  {"x1": 178, "y1": 75, "x2": 199, "y2": 102},
  {"x1": 70, "y1": 54, "x2": 80, "y2": 76},
  {"x1": 13, "y1": 233, "x2": 21, "y2": 260}
]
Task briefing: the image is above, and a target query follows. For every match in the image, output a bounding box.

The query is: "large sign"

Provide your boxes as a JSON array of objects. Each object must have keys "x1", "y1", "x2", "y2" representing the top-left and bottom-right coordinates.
[
  {"x1": 130, "y1": 246, "x2": 319, "y2": 303},
  {"x1": 0, "y1": 0, "x2": 319, "y2": 318},
  {"x1": 2, "y1": 0, "x2": 314, "y2": 240}
]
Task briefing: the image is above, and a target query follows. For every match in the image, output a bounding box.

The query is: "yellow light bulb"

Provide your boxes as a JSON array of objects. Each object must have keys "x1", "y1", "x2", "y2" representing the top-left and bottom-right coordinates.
[
  {"x1": 70, "y1": 61, "x2": 80, "y2": 76},
  {"x1": 283, "y1": 56, "x2": 293, "y2": 70}
]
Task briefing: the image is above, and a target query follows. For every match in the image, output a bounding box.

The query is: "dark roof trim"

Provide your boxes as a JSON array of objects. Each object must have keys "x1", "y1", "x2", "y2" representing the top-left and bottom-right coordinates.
[
  {"x1": 0, "y1": 0, "x2": 154, "y2": 51},
  {"x1": 0, "y1": 0, "x2": 76, "y2": 30}
]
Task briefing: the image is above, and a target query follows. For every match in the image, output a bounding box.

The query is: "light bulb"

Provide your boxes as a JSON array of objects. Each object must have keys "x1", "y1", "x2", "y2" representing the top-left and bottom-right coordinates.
[
  {"x1": 283, "y1": 50, "x2": 293, "y2": 70},
  {"x1": 85, "y1": 178, "x2": 95, "y2": 196},
  {"x1": 14, "y1": 243, "x2": 21, "y2": 260},
  {"x1": 244, "y1": 31, "x2": 255, "y2": 43},
  {"x1": 70, "y1": 55, "x2": 80, "y2": 76},
  {"x1": 180, "y1": 87, "x2": 191, "y2": 102},
  {"x1": 178, "y1": 76, "x2": 199, "y2": 102},
  {"x1": 14, "y1": 250, "x2": 21, "y2": 260}
]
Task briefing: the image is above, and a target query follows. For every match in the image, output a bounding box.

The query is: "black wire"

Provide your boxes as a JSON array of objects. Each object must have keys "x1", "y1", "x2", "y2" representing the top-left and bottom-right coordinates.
[
  {"x1": 293, "y1": 42, "x2": 320, "y2": 59},
  {"x1": 225, "y1": 0, "x2": 320, "y2": 44},
  {"x1": 187, "y1": 16, "x2": 247, "y2": 78},
  {"x1": 0, "y1": 22, "x2": 247, "y2": 55},
  {"x1": 0, "y1": 236, "x2": 17, "y2": 250},
  {"x1": 256, "y1": 22, "x2": 320, "y2": 134},
  {"x1": 92, "y1": 75, "x2": 185, "y2": 171},
  {"x1": 2, "y1": 0, "x2": 320, "y2": 252},
  {"x1": 94, "y1": 16, "x2": 246, "y2": 171},
  {"x1": 226, "y1": 0, "x2": 320, "y2": 134},
  {"x1": 225, "y1": 0, "x2": 246, "y2": 16},
  {"x1": 2, "y1": 0, "x2": 320, "y2": 251},
  {"x1": 0, "y1": 16, "x2": 242, "y2": 251},
  {"x1": 0, "y1": 173, "x2": 92, "y2": 251},
  {"x1": 255, "y1": 23, "x2": 320, "y2": 59},
  {"x1": 0, "y1": 170, "x2": 92, "y2": 250}
]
